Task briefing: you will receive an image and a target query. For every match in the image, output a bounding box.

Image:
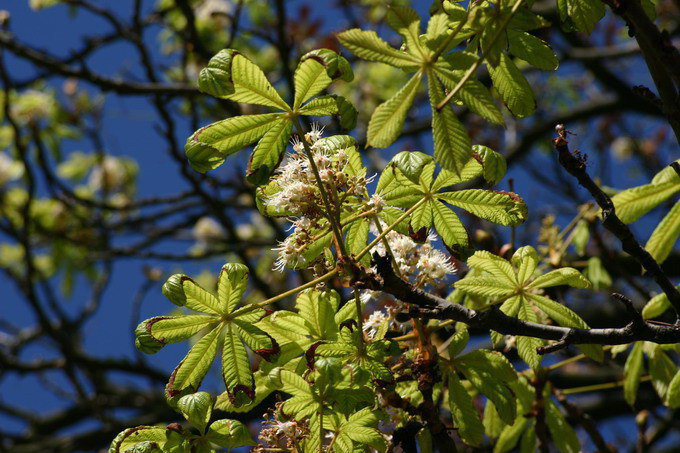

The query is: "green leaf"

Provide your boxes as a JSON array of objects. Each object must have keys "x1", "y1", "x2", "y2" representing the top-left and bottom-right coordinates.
[
  {"x1": 197, "y1": 49, "x2": 237, "y2": 98},
  {"x1": 528, "y1": 268, "x2": 590, "y2": 289},
  {"x1": 652, "y1": 160, "x2": 680, "y2": 184},
  {"x1": 226, "y1": 53, "x2": 289, "y2": 110},
  {"x1": 431, "y1": 200, "x2": 467, "y2": 246},
  {"x1": 583, "y1": 256, "x2": 612, "y2": 291},
  {"x1": 467, "y1": 251, "x2": 517, "y2": 284},
  {"x1": 572, "y1": 219, "x2": 590, "y2": 256},
  {"x1": 182, "y1": 278, "x2": 223, "y2": 314},
  {"x1": 299, "y1": 95, "x2": 358, "y2": 130},
  {"x1": 146, "y1": 315, "x2": 216, "y2": 344},
  {"x1": 489, "y1": 53, "x2": 536, "y2": 118},
  {"x1": 563, "y1": 0, "x2": 605, "y2": 34},
  {"x1": 233, "y1": 319, "x2": 279, "y2": 361},
  {"x1": 222, "y1": 323, "x2": 255, "y2": 407},
  {"x1": 337, "y1": 29, "x2": 420, "y2": 69},
  {"x1": 517, "y1": 301, "x2": 543, "y2": 369},
  {"x1": 645, "y1": 202, "x2": 680, "y2": 264},
  {"x1": 512, "y1": 246, "x2": 538, "y2": 284},
  {"x1": 185, "y1": 113, "x2": 282, "y2": 173},
  {"x1": 642, "y1": 286, "x2": 680, "y2": 319},
  {"x1": 296, "y1": 289, "x2": 339, "y2": 340},
  {"x1": 293, "y1": 58, "x2": 332, "y2": 108},
  {"x1": 477, "y1": 145, "x2": 507, "y2": 186},
  {"x1": 246, "y1": 118, "x2": 293, "y2": 185},
  {"x1": 483, "y1": 400, "x2": 506, "y2": 439},
  {"x1": 666, "y1": 370, "x2": 680, "y2": 408},
  {"x1": 648, "y1": 344, "x2": 676, "y2": 400},
  {"x1": 624, "y1": 342, "x2": 644, "y2": 406},
  {"x1": 391, "y1": 150, "x2": 434, "y2": 184},
  {"x1": 110, "y1": 426, "x2": 180, "y2": 453},
  {"x1": 437, "y1": 189, "x2": 527, "y2": 226},
  {"x1": 611, "y1": 181, "x2": 680, "y2": 224},
  {"x1": 206, "y1": 419, "x2": 256, "y2": 448},
  {"x1": 447, "y1": 327, "x2": 470, "y2": 358},
  {"x1": 367, "y1": 72, "x2": 422, "y2": 148},
  {"x1": 177, "y1": 392, "x2": 212, "y2": 432},
  {"x1": 387, "y1": 6, "x2": 427, "y2": 59},
  {"x1": 167, "y1": 325, "x2": 221, "y2": 397},
  {"x1": 431, "y1": 155, "x2": 484, "y2": 191},
  {"x1": 455, "y1": 276, "x2": 515, "y2": 298},
  {"x1": 508, "y1": 31, "x2": 558, "y2": 70},
  {"x1": 526, "y1": 293, "x2": 603, "y2": 361},
  {"x1": 346, "y1": 218, "x2": 370, "y2": 263},
  {"x1": 493, "y1": 416, "x2": 527, "y2": 453},
  {"x1": 448, "y1": 374, "x2": 484, "y2": 446},
  {"x1": 428, "y1": 73, "x2": 472, "y2": 175},
  {"x1": 545, "y1": 399, "x2": 580, "y2": 453},
  {"x1": 410, "y1": 199, "x2": 434, "y2": 232},
  {"x1": 218, "y1": 263, "x2": 249, "y2": 314}
]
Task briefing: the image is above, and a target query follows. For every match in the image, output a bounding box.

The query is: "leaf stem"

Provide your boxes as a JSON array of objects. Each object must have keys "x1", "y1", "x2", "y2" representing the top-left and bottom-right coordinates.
[
  {"x1": 434, "y1": 0, "x2": 525, "y2": 111},
  {"x1": 430, "y1": 9, "x2": 470, "y2": 61},
  {"x1": 561, "y1": 375, "x2": 651, "y2": 395},
  {"x1": 235, "y1": 268, "x2": 339, "y2": 315}
]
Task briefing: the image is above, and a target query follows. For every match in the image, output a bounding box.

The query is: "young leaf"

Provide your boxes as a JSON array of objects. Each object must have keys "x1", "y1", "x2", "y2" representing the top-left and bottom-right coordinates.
[
  {"x1": 167, "y1": 325, "x2": 221, "y2": 396},
  {"x1": 437, "y1": 189, "x2": 527, "y2": 226},
  {"x1": 611, "y1": 181, "x2": 680, "y2": 224},
  {"x1": 623, "y1": 342, "x2": 644, "y2": 406},
  {"x1": 645, "y1": 201, "x2": 680, "y2": 264},
  {"x1": 545, "y1": 399, "x2": 580, "y2": 453},
  {"x1": 226, "y1": 53, "x2": 290, "y2": 110},
  {"x1": 527, "y1": 267, "x2": 590, "y2": 289},
  {"x1": 488, "y1": 53, "x2": 536, "y2": 118},
  {"x1": 246, "y1": 118, "x2": 293, "y2": 185},
  {"x1": 431, "y1": 200, "x2": 468, "y2": 246},
  {"x1": 386, "y1": 6, "x2": 427, "y2": 59},
  {"x1": 428, "y1": 73, "x2": 472, "y2": 174},
  {"x1": 517, "y1": 301, "x2": 543, "y2": 369},
  {"x1": 367, "y1": 72, "x2": 422, "y2": 148},
  {"x1": 508, "y1": 31, "x2": 558, "y2": 70},
  {"x1": 448, "y1": 374, "x2": 484, "y2": 446},
  {"x1": 336, "y1": 29, "x2": 419, "y2": 69},
  {"x1": 185, "y1": 113, "x2": 283, "y2": 173},
  {"x1": 177, "y1": 392, "x2": 212, "y2": 433}
]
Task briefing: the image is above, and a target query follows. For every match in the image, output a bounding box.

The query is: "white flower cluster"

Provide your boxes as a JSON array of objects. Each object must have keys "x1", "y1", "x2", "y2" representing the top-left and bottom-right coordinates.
[
  {"x1": 363, "y1": 310, "x2": 388, "y2": 340},
  {"x1": 265, "y1": 125, "x2": 367, "y2": 217},
  {"x1": 268, "y1": 125, "x2": 371, "y2": 271},
  {"x1": 370, "y1": 224, "x2": 456, "y2": 282}
]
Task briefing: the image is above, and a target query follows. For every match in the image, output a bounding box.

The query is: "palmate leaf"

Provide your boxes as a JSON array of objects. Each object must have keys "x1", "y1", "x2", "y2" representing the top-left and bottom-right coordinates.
[
  {"x1": 188, "y1": 48, "x2": 354, "y2": 183},
  {"x1": 136, "y1": 264, "x2": 279, "y2": 405},
  {"x1": 642, "y1": 284, "x2": 680, "y2": 319},
  {"x1": 507, "y1": 31, "x2": 558, "y2": 71},
  {"x1": 545, "y1": 399, "x2": 580, "y2": 453},
  {"x1": 377, "y1": 152, "x2": 526, "y2": 248},
  {"x1": 516, "y1": 300, "x2": 543, "y2": 369},
  {"x1": 435, "y1": 58, "x2": 505, "y2": 126}
]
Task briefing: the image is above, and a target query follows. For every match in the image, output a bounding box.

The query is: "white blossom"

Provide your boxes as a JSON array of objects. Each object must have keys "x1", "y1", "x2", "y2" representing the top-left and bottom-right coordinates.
[{"x1": 363, "y1": 310, "x2": 387, "y2": 339}]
